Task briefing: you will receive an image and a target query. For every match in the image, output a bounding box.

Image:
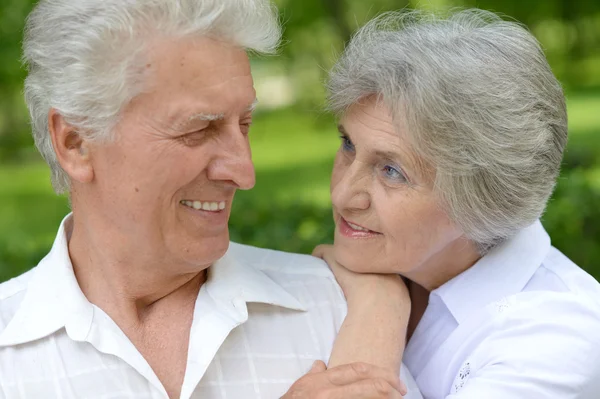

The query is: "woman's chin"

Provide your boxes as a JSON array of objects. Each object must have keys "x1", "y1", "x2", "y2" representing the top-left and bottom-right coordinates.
[
  {"x1": 332, "y1": 242, "x2": 414, "y2": 275},
  {"x1": 332, "y1": 244, "x2": 378, "y2": 274}
]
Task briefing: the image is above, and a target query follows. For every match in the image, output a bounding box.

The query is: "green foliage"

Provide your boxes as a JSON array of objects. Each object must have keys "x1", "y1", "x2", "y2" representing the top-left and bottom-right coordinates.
[
  {"x1": 543, "y1": 168, "x2": 600, "y2": 271},
  {"x1": 0, "y1": 0, "x2": 37, "y2": 161},
  {"x1": 0, "y1": 163, "x2": 69, "y2": 281},
  {"x1": 230, "y1": 196, "x2": 335, "y2": 255},
  {"x1": 0, "y1": 0, "x2": 598, "y2": 283},
  {"x1": 1, "y1": 97, "x2": 599, "y2": 283}
]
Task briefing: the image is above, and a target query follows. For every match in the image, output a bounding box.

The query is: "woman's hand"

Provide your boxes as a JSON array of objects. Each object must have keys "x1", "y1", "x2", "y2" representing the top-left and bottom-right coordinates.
[
  {"x1": 313, "y1": 244, "x2": 411, "y2": 374},
  {"x1": 312, "y1": 244, "x2": 410, "y2": 310},
  {"x1": 281, "y1": 360, "x2": 406, "y2": 398}
]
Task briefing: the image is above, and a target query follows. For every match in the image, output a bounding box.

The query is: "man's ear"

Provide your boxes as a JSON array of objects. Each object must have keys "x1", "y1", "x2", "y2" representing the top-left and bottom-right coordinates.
[{"x1": 48, "y1": 109, "x2": 94, "y2": 184}]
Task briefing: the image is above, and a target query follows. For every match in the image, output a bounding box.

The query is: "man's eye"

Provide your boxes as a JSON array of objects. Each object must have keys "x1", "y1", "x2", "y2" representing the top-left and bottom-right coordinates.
[
  {"x1": 240, "y1": 121, "x2": 252, "y2": 135},
  {"x1": 179, "y1": 131, "x2": 205, "y2": 146}
]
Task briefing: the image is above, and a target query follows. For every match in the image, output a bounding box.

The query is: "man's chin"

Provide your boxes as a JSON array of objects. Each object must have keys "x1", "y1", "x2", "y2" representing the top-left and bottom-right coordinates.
[{"x1": 178, "y1": 233, "x2": 230, "y2": 267}]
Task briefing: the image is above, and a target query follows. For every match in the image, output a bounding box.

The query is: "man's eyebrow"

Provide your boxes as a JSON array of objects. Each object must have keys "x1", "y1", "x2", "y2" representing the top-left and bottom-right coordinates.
[
  {"x1": 182, "y1": 98, "x2": 258, "y2": 124},
  {"x1": 186, "y1": 112, "x2": 226, "y2": 123},
  {"x1": 246, "y1": 98, "x2": 259, "y2": 113},
  {"x1": 172, "y1": 99, "x2": 259, "y2": 131}
]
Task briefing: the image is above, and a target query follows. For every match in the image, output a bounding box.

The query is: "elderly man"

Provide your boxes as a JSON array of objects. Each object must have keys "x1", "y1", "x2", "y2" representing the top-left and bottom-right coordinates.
[{"x1": 0, "y1": 1, "x2": 419, "y2": 398}]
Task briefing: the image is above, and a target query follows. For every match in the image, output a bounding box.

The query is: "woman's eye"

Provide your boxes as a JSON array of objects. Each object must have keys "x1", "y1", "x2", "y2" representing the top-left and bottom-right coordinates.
[
  {"x1": 382, "y1": 164, "x2": 407, "y2": 183},
  {"x1": 340, "y1": 134, "x2": 355, "y2": 152}
]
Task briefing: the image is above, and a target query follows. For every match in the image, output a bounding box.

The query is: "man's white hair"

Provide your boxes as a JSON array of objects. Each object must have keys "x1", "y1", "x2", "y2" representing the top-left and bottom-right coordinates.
[
  {"x1": 23, "y1": 0, "x2": 281, "y2": 194},
  {"x1": 327, "y1": 9, "x2": 568, "y2": 253}
]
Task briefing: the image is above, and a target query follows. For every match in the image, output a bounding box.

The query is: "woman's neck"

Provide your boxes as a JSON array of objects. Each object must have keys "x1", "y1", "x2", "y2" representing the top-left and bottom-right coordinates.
[
  {"x1": 404, "y1": 238, "x2": 481, "y2": 342},
  {"x1": 406, "y1": 280, "x2": 430, "y2": 343},
  {"x1": 407, "y1": 237, "x2": 481, "y2": 292}
]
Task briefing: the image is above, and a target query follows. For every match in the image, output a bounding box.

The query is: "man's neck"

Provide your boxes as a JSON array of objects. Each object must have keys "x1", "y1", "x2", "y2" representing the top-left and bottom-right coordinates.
[{"x1": 67, "y1": 213, "x2": 207, "y2": 326}]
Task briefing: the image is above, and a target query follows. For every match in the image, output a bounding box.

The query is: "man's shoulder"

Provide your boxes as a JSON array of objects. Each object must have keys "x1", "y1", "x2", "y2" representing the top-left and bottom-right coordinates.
[
  {"x1": 0, "y1": 267, "x2": 36, "y2": 333},
  {"x1": 228, "y1": 242, "x2": 334, "y2": 277},
  {"x1": 228, "y1": 242, "x2": 345, "y2": 303}
]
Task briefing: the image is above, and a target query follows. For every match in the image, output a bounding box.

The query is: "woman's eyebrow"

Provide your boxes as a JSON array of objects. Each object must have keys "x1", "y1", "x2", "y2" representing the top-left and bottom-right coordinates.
[
  {"x1": 337, "y1": 124, "x2": 348, "y2": 135},
  {"x1": 375, "y1": 149, "x2": 406, "y2": 162}
]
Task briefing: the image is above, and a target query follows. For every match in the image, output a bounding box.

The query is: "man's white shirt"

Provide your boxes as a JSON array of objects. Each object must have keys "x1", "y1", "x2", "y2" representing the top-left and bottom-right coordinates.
[
  {"x1": 0, "y1": 215, "x2": 421, "y2": 399},
  {"x1": 403, "y1": 220, "x2": 600, "y2": 398}
]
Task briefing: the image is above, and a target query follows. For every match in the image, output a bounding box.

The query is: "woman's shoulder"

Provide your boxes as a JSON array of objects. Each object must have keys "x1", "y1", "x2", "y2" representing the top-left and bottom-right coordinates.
[
  {"x1": 445, "y1": 290, "x2": 600, "y2": 397},
  {"x1": 481, "y1": 249, "x2": 600, "y2": 340},
  {"x1": 493, "y1": 289, "x2": 600, "y2": 327},
  {"x1": 484, "y1": 244, "x2": 600, "y2": 324},
  {"x1": 537, "y1": 246, "x2": 600, "y2": 301}
]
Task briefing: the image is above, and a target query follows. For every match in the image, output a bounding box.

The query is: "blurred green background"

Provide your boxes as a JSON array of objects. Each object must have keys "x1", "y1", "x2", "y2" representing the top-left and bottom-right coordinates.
[{"x1": 1, "y1": 0, "x2": 599, "y2": 283}]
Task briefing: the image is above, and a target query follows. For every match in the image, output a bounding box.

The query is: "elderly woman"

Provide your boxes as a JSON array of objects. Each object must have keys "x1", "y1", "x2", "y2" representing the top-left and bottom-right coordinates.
[{"x1": 317, "y1": 9, "x2": 600, "y2": 399}]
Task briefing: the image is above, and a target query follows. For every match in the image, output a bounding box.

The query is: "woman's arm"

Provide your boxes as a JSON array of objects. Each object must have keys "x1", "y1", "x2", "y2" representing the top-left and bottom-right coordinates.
[
  {"x1": 313, "y1": 245, "x2": 411, "y2": 372},
  {"x1": 281, "y1": 246, "x2": 414, "y2": 399}
]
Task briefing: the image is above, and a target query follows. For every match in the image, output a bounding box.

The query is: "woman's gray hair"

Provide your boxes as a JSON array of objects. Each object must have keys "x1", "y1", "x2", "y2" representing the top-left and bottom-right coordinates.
[
  {"x1": 327, "y1": 9, "x2": 568, "y2": 253},
  {"x1": 23, "y1": 0, "x2": 281, "y2": 194}
]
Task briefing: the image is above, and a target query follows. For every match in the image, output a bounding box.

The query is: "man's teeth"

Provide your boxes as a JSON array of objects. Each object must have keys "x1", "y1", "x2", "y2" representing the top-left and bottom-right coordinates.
[
  {"x1": 180, "y1": 200, "x2": 226, "y2": 211},
  {"x1": 347, "y1": 221, "x2": 370, "y2": 232}
]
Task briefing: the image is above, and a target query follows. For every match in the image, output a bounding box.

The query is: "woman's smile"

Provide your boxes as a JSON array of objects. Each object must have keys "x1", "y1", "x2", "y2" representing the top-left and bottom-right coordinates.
[{"x1": 337, "y1": 216, "x2": 382, "y2": 238}]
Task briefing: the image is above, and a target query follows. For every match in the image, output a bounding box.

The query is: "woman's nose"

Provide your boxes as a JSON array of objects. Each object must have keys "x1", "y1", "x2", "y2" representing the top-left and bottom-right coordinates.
[{"x1": 331, "y1": 161, "x2": 370, "y2": 211}]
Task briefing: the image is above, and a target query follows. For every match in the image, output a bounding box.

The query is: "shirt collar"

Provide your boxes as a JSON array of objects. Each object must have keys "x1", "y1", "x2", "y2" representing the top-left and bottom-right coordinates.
[
  {"x1": 0, "y1": 216, "x2": 306, "y2": 347},
  {"x1": 205, "y1": 243, "x2": 307, "y2": 315},
  {"x1": 0, "y1": 213, "x2": 94, "y2": 347},
  {"x1": 432, "y1": 220, "x2": 551, "y2": 324}
]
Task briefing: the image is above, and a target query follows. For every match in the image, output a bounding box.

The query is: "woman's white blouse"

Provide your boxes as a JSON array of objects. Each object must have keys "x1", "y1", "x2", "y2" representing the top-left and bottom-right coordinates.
[{"x1": 403, "y1": 220, "x2": 600, "y2": 399}]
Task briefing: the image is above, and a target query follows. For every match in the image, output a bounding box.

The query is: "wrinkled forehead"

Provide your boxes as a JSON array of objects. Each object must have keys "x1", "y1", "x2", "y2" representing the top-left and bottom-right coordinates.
[
  {"x1": 122, "y1": 36, "x2": 256, "y2": 125},
  {"x1": 144, "y1": 35, "x2": 253, "y2": 88}
]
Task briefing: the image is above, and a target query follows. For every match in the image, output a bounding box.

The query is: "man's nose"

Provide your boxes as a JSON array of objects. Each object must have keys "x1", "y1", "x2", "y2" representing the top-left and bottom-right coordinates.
[
  {"x1": 331, "y1": 161, "x2": 370, "y2": 211},
  {"x1": 207, "y1": 128, "x2": 256, "y2": 190}
]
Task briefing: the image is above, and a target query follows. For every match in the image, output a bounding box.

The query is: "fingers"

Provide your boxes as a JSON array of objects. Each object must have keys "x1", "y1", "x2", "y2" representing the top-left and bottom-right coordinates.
[
  {"x1": 312, "y1": 245, "x2": 339, "y2": 273},
  {"x1": 330, "y1": 378, "x2": 404, "y2": 399},
  {"x1": 312, "y1": 244, "x2": 332, "y2": 258},
  {"x1": 283, "y1": 362, "x2": 405, "y2": 399},
  {"x1": 325, "y1": 363, "x2": 403, "y2": 394},
  {"x1": 399, "y1": 379, "x2": 408, "y2": 396},
  {"x1": 309, "y1": 360, "x2": 327, "y2": 374}
]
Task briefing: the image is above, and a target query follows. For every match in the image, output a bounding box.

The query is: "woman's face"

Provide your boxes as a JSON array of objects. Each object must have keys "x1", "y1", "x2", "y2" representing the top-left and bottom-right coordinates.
[{"x1": 330, "y1": 97, "x2": 477, "y2": 288}]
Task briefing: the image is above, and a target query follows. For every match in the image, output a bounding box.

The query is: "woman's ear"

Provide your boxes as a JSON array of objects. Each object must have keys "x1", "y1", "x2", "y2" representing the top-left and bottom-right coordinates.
[{"x1": 48, "y1": 109, "x2": 94, "y2": 184}]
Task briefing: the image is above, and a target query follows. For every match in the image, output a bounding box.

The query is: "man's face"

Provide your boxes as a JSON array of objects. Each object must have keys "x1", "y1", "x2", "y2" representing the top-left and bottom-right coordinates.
[{"x1": 85, "y1": 37, "x2": 256, "y2": 270}]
